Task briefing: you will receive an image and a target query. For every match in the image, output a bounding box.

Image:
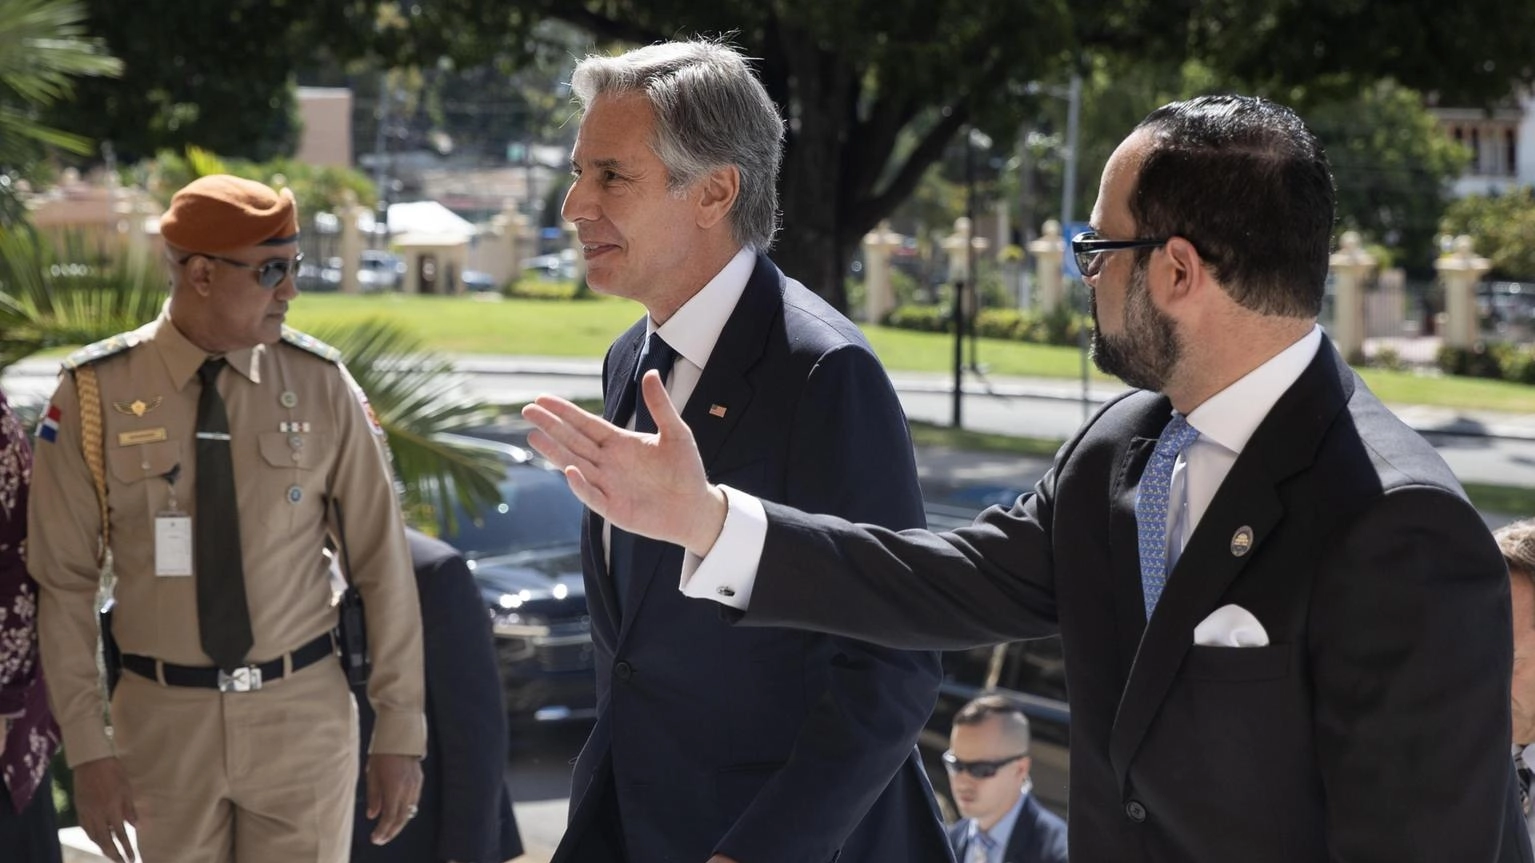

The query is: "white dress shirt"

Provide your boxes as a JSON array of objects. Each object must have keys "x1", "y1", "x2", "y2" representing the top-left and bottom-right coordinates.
[
  {"x1": 1518, "y1": 745, "x2": 1535, "y2": 854},
  {"x1": 681, "y1": 326, "x2": 1325, "y2": 610},
  {"x1": 603, "y1": 246, "x2": 755, "y2": 564},
  {"x1": 1165, "y1": 326, "x2": 1323, "y2": 568},
  {"x1": 962, "y1": 781, "x2": 1033, "y2": 863}
]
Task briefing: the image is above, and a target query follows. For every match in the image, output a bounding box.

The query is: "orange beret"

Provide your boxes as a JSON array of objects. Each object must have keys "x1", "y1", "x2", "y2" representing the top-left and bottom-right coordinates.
[{"x1": 159, "y1": 174, "x2": 300, "y2": 254}]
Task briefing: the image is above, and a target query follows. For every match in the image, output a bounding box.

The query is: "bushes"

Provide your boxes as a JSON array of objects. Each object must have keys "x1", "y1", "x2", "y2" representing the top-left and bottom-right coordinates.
[
  {"x1": 504, "y1": 278, "x2": 589, "y2": 300},
  {"x1": 1436, "y1": 342, "x2": 1535, "y2": 383},
  {"x1": 885, "y1": 304, "x2": 952, "y2": 333},
  {"x1": 887, "y1": 303, "x2": 1088, "y2": 347}
]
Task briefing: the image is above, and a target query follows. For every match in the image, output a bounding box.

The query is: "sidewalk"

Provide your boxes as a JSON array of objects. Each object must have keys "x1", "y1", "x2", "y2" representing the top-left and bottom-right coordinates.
[{"x1": 445, "y1": 355, "x2": 1535, "y2": 442}]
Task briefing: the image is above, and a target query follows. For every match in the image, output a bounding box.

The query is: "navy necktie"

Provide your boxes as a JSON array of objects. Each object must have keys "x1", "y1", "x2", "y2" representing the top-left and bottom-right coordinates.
[
  {"x1": 1136, "y1": 412, "x2": 1199, "y2": 618},
  {"x1": 195, "y1": 359, "x2": 254, "y2": 670},
  {"x1": 1517, "y1": 749, "x2": 1533, "y2": 817},
  {"x1": 609, "y1": 333, "x2": 679, "y2": 609}
]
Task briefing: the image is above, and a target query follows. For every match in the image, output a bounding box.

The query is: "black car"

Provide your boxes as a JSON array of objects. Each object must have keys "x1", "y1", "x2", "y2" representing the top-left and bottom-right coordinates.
[
  {"x1": 918, "y1": 490, "x2": 1072, "y2": 821},
  {"x1": 434, "y1": 433, "x2": 597, "y2": 723}
]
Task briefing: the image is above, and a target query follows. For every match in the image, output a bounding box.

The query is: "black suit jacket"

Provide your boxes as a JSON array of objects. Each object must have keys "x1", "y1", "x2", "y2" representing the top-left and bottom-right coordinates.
[
  {"x1": 553, "y1": 254, "x2": 951, "y2": 863},
  {"x1": 947, "y1": 794, "x2": 1068, "y2": 863},
  {"x1": 747, "y1": 343, "x2": 1531, "y2": 862},
  {"x1": 352, "y1": 529, "x2": 523, "y2": 863}
]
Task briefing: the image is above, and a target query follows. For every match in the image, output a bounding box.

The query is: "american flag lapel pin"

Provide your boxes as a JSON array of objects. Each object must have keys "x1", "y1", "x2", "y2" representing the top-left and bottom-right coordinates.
[{"x1": 708, "y1": 404, "x2": 728, "y2": 418}]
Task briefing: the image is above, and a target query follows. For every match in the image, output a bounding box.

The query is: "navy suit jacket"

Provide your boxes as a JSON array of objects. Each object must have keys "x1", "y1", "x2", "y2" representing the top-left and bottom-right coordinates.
[
  {"x1": 947, "y1": 794, "x2": 1068, "y2": 863},
  {"x1": 745, "y1": 344, "x2": 1532, "y2": 862},
  {"x1": 552, "y1": 254, "x2": 952, "y2": 863},
  {"x1": 352, "y1": 529, "x2": 523, "y2": 863}
]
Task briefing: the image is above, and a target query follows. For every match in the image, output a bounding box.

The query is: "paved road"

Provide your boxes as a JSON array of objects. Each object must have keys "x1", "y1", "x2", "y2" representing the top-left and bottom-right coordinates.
[{"x1": 12, "y1": 354, "x2": 1535, "y2": 489}]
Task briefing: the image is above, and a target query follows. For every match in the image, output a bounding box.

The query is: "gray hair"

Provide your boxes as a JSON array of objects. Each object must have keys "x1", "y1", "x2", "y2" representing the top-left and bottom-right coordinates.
[
  {"x1": 569, "y1": 38, "x2": 784, "y2": 250},
  {"x1": 1496, "y1": 518, "x2": 1535, "y2": 628}
]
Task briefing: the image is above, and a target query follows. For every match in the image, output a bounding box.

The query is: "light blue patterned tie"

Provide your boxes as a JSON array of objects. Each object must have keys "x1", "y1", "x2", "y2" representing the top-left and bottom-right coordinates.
[{"x1": 1137, "y1": 413, "x2": 1200, "y2": 618}]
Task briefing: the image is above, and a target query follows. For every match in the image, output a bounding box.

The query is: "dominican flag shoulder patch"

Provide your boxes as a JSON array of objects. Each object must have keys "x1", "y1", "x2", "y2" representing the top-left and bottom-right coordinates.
[{"x1": 36, "y1": 404, "x2": 60, "y2": 443}]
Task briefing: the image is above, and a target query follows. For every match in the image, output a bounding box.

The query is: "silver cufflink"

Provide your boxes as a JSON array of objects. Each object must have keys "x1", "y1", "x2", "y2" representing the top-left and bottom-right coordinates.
[{"x1": 716, "y1": 586, "x2": 736, "y2": 597}]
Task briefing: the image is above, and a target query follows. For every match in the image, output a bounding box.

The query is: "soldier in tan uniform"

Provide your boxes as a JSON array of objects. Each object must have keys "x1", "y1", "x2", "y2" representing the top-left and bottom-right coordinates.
[{"x1": 27, "y1": 175, "x2": 425, "y2": 863}]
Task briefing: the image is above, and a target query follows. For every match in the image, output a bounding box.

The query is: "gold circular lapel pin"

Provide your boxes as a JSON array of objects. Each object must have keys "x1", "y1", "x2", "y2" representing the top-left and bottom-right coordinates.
[{"x1": 1231, "y1": 526, "x2": 1255, "y2": 557}]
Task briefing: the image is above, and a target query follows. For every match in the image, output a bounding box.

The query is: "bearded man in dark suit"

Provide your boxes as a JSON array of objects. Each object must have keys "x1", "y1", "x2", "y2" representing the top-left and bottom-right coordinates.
[{"x1": 525, "y1": 94, "x2": 1530, "y2": 863}]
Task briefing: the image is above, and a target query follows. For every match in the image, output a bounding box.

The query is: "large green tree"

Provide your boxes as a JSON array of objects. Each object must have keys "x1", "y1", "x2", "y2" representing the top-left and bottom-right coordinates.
[
  {"x1": 41, "y1": 0, "x2": 318, "y2": 163},
  {"x1": 358, "y1": 0, "x2": 1534, "y2": 308},
  {"x1": 43, "y1": 0, "x2": 1535, "y2": 307},
  {"x1": 0, "y1": 0, "x2": 118, "y2": 224},
  {"x1": 1009, "y1": 63, "x2": 1471, "y2": 273},
  {"x1": 1442, "y1": 188, "x2": 1535, "y2": 280},
  {"x1": 1308, "y1": 81, "x2": 1470, "y2": 271}
]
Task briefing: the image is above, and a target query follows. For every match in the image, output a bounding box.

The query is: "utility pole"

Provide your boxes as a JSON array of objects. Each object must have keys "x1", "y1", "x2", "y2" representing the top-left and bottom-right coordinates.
[
  {"x1": 371, "y1": 73, "x2": 392, "y2": 250},
  {"x1": 1062, "y1": 72, "x2": 1091, "y2": 424}
]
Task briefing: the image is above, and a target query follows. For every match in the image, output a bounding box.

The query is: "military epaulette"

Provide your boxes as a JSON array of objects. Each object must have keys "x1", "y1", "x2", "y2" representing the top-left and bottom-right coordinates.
[
  {"x1": 62, "y1": 333, "x2": 140, "y2": 371},
  {"x1": 280, "y1": 326, "x2": 342, "y2": 363}
]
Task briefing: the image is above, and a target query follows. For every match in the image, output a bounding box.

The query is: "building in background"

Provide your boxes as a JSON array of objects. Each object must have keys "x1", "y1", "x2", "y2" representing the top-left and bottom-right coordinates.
[
  {"x1": 1433, "y1": 89, "x2": 1535, "y2": 197},
  {"x1": 297, "y1": 87, "x2": 354, "y2": 168}
]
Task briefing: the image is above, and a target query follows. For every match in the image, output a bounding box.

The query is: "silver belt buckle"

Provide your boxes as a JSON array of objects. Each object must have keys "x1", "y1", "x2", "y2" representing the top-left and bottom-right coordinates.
[{"x1": 218, "y1": 666, "x2": 263, "y2": 693}]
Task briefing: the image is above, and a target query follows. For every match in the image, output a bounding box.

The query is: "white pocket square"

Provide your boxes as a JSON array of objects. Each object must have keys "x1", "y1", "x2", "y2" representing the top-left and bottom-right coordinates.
[{"x1": 1193, "y1": 604, "x2": 1270, "y2": 647}]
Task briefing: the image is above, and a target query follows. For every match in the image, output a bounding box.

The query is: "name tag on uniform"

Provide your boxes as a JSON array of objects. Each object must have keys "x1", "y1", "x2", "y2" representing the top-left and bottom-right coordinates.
[
  {"x1": 155, "y1": 513, "x2": 193, "y2": 576},
  {"x1": 119, "y1": 427, "x2": 168, "y2": 446}
]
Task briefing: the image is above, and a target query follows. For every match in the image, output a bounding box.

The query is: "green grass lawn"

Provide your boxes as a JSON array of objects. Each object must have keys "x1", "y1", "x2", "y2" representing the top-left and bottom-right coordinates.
[
  {"x1": 288, "y1": 292, "x2": 648, "y2": 355},
  {"x1": 907, "y1": 420, "x2": 1535, "y2": 516},
  {"x1": 287, "y1": 293, "x2": 1535, "y2": 413}
]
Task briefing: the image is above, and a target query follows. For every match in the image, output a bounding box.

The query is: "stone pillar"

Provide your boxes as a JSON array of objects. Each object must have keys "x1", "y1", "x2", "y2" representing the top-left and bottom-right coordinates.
[
  {"x1": 1028, "y1": 220, "x2": 1066, "y2": 313},
  {"x1": 338, "y1": 201, "x2": 370, "y2": 294},
  {"x1": 861, "y1": 221, "x2": 903, "y2": 324},
  {"x1": 1328, "y1": 231, "x2": 1376, "y2": 363},
  {"x1": 1435, "y1": 234, "x2": 1491, "y2": 349},
  {"x1": 941, "y1": 217, "x2": 972, "y2": 283},
  {"x1": 122, "y1": 192, "x2": 156, "y2": 272}
]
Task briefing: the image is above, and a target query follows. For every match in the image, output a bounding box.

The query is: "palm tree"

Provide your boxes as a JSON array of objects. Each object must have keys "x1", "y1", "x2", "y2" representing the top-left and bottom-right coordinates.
[
  {"x1": 308, "y1": 318, "x2": 504, "y2": 526},
  {"x1": 0, "y1": 234, "x2": 504, "y2": 523},
  {"x1": 0, "y1": 0, "x2": 120, "y2": 225}
]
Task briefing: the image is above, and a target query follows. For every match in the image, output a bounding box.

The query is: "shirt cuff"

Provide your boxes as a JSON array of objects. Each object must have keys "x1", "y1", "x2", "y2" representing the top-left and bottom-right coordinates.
[
  {"x1": 367, "y1": 708, "x2": 427, "y2": 758},
  {"x1": 679, "y1": 484, "x2": 766, "y2": 611},
  {"x1": 61, "y1": 717, "x2": 115, "y2": 767}
]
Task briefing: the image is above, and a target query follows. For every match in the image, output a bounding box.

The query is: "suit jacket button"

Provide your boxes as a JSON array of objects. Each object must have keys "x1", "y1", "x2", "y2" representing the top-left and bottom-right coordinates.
[
  {"x1": 614, "y1": 660, "x2": 633, "y2": 681},
  {"x1": 1125, "y1": 800, "x2": 1147, "y2": 823}
]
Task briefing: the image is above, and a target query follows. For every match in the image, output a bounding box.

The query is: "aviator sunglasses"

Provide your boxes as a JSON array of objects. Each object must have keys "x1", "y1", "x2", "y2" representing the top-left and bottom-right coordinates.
[
  {"x1": 942, "y1": 750, "x2": 1028, "y2": 779},
  {"x1": 176, "y1": 251, "x2": 304, "y2": 289}
]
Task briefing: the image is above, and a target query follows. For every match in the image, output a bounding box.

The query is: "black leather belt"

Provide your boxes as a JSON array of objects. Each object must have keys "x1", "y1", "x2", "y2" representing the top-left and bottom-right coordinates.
[{"x1": 121, "y1": 632, "x2": 336, "y2": 692}]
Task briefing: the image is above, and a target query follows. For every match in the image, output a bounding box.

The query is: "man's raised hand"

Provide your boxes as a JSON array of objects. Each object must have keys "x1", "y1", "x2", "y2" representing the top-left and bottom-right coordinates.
[{"x1": 522, "y1": 370, "x2": 728, "y2": 556}]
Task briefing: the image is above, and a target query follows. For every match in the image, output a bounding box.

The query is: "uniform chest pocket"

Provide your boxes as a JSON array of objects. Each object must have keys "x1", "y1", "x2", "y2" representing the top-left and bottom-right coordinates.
[
  {"x1": 106, "y1": 440, "x2": 183, "y2": 521},
  {"x1": 255, "y1": 432, "x2": 331, "y2": 530},
  {"x1": 257, "y1": 431, "x2": 328, "y2": 470}
]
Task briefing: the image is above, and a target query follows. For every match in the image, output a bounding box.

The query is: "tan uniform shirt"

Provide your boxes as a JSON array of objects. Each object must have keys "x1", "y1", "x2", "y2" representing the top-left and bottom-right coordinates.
[{"x1": 28, "y1": 314, "x2": 425, "y2": 766}]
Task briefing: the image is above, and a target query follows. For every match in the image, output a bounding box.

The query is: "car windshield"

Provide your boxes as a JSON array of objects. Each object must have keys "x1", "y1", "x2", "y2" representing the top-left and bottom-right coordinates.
[{"x1": 440, "y1": 466, "x2": 585, "y2": 560}]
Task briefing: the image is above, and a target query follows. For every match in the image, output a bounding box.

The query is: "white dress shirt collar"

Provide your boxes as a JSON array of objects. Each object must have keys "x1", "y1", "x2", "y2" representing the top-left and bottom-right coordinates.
[
  {"x1": 966, "y1": 781, "x2": 1033, "y2": 863},
  {"x1": 1185, "y1": 325, "x2": 1323, "y2": 454},
  {"x1": 648, "y1": 246, "x2": 756, "y2": 374}
]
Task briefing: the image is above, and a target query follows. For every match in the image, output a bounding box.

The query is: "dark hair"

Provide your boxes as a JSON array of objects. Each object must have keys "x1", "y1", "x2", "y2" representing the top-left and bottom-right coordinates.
[
  {"x1": 1131, "y1": 94, "x2": 1334, "y2": 318},
  {"x1": 954, "y1": 694, "x2": 1031, "y2": 747}
]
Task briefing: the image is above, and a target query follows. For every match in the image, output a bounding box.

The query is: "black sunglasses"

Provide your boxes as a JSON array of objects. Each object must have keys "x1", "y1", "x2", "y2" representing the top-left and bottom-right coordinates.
[
  {"x1": 942, "y1": 750, "x2": 1028, "y2": 779},
  {"x1": 177, "y1": 252, "x2": 304, "y2": 289},
  {"x1": 1071, "y1": 230, "x2": 1169, "y2": 278}
]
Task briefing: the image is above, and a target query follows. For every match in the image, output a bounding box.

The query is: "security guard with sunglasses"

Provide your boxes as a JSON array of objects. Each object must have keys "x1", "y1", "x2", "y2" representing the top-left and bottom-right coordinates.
[
  {"x1": 945, "y1": 695, "x2": 1067, "y2": 863},
  {"x1": 28, "y1": 175, "x2": 425, "y2": 863}
]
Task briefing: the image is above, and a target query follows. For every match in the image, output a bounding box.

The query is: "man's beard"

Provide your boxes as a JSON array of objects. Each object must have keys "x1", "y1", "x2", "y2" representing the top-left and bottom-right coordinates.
[{"x1": 1089, "y1": 261, "x2": 1181, "y2": 392}]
